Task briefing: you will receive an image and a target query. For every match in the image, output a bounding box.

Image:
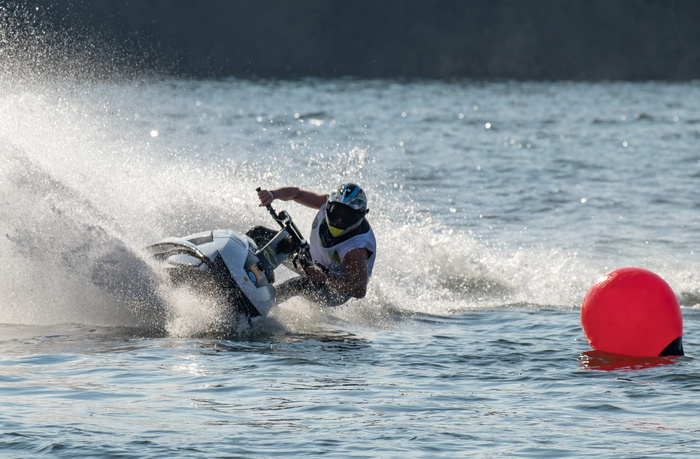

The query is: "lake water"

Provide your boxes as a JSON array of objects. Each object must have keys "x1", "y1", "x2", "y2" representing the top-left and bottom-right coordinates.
[{"x1": 1, "y1": 72, "x2": 700, "y2": 456}]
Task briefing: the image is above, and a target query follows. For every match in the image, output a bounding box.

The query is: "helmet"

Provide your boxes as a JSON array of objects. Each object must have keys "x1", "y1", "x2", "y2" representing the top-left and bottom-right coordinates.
[{"x1": 325, "y1": 183, "x2": 368, "y2": 237}]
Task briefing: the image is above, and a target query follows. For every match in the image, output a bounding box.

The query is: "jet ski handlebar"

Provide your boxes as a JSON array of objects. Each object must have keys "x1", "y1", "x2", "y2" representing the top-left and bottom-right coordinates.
[{"x1": 256, "y1": 187, "x2": 308, "y2": 248}]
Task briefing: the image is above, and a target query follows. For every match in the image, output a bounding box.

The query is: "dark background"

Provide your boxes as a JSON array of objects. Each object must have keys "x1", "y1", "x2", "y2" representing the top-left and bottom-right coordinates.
[{"x1": 6, "y1": 0, "x2": 700, "y2": 80}]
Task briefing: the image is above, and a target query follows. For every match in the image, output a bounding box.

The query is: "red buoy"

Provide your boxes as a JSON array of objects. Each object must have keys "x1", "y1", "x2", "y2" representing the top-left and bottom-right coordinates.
[{"x1": 581, "y1": 267, "x2": 683, "y2": 357}]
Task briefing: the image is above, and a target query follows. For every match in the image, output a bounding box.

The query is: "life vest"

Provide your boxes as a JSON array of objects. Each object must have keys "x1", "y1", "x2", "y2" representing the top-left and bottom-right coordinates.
[{"x1": 308, "y1": 204, "x2": 376, "y2": 278}]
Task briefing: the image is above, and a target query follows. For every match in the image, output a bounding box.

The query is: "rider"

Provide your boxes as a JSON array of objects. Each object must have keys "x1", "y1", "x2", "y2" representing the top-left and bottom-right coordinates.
[{"x1": 251, "y1": 183, "x2": 376, "y2": 306}]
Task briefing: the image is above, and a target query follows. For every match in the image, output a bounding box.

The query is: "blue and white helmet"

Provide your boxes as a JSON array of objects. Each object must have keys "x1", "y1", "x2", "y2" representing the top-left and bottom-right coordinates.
[
  {"x1": 325, "y1": 183, "x2": 368, "y2": 237},
  {"x1": 328, "y1": 183, "x2": 368, "y2": 212}
]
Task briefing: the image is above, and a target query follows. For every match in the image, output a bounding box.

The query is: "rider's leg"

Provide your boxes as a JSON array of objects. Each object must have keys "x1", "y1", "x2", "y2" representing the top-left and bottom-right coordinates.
[{"x1": 275, "y1": 276, "x2": 350, "y2": 307}]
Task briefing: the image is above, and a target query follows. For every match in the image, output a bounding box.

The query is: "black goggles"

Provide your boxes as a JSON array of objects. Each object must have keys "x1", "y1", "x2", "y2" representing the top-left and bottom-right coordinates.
[{"x1": 326, "y1": 202, "x2": 364, "y2": 230}]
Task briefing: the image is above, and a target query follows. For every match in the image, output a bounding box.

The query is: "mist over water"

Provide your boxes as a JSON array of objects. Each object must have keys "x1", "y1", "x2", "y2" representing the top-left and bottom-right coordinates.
[{"x1": 0, "y1": 75, "x2": 589, "y2": 334}]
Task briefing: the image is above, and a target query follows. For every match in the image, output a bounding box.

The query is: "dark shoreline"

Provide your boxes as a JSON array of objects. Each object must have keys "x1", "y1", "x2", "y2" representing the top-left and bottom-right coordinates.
[{"x1": 6, "y1": 0, "x2": 700, "y2": 81}]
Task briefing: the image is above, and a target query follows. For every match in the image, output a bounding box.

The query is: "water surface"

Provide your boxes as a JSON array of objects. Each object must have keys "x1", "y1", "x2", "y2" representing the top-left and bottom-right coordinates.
[{"x1": 1, "y1": 74, "x2": 699, "y2": 456}]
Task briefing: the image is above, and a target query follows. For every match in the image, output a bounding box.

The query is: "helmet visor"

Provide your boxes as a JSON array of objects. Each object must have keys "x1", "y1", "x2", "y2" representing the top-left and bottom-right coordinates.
[{"x1": 326, "y1": 202, "x2": 364, "y2": 231}]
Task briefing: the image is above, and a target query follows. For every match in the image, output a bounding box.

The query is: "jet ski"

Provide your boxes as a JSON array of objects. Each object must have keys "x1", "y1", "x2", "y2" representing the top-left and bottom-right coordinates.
[{"x1": 146, "y1": 192, "x2": 311, "y2": 319}]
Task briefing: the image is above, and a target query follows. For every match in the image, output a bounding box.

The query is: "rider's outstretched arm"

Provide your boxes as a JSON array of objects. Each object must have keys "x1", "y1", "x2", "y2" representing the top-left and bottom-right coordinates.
[{"x1": 258, "y1": 187, "x2": 328, "y2": 209}]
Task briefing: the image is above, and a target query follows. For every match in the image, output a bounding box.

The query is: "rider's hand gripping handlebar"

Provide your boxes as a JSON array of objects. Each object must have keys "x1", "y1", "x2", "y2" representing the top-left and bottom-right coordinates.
[{"x1": 256, "y1": 187, "x2": 285, "y2": 227}]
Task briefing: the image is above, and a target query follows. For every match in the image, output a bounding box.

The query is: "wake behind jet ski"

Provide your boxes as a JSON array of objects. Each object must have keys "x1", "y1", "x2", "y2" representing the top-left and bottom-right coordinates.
[{"x1": 146, "y1": 190, "x2": 311, "y2": 319}]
